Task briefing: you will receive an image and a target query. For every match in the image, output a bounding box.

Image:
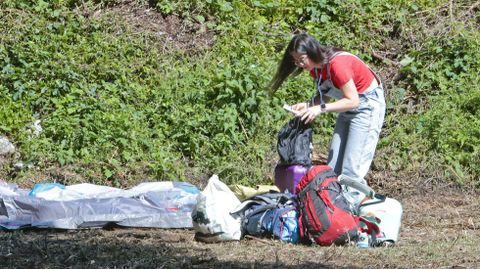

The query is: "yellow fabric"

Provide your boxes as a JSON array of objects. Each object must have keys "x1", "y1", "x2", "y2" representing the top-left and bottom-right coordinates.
[{"x1": 228, "y1": 184, "x2": 280, "y2": 201}]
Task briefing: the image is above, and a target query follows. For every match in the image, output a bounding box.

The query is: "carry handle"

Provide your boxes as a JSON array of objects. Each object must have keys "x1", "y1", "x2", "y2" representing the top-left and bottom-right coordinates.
[{"x1": 337, "y1": 174, "x2": 375, "y2": 199}]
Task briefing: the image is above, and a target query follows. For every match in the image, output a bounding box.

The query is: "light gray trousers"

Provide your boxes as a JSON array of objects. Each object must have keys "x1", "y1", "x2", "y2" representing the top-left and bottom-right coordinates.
[{"x1": 327, "y1": 86, "x2": 386, "y2": 205}]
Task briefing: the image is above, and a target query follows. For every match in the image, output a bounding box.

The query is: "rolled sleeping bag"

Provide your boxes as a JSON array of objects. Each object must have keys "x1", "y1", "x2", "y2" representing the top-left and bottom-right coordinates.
[{"x1": 338, "y1": 174, "x2": 403, "y2": 244}]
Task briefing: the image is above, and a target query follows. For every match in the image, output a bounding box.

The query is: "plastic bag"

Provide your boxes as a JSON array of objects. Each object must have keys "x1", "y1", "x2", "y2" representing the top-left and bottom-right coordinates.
[
  {"x1": 28, "y1": 182, "x2": 65, "y2": 197},
  {"x1": 191, "y1": 175, "x2": 241, "y2": 242}
]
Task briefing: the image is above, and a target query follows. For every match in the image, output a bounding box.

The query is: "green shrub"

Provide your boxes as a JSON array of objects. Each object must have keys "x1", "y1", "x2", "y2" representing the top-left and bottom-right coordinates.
[{"x1": 1, "y1": 0, "x2": 479, "y2": 188}]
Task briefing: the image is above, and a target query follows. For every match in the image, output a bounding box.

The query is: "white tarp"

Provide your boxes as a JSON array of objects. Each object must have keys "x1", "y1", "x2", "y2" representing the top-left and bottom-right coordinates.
[{"x1": 0, "y1": 181, "x2": 200, "y2": 230}]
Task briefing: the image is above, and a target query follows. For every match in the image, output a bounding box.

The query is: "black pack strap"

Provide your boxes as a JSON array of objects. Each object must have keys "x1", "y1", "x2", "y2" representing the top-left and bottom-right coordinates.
[
  {"x1": 314, "y1": 67, "x2": 326, "y2": 110},
  {"x1": 244, "y1": 204, "x2": 278, "y2": 220},
  {"x1": 318, "y1": 186, "x2": 341, "y2": 194},
  {"x1": 358, "y1": 194, "x2": 387, "y2": 209}
]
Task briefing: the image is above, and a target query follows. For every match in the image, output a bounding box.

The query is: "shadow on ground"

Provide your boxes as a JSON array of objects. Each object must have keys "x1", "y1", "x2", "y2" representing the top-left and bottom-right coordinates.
[{"x1": 0, "y1": 228, "x2": 354, "y2": 269}]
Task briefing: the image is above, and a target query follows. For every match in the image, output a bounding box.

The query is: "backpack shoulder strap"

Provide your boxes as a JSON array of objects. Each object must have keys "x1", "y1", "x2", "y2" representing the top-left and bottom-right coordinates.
[{"x1": 244, "y1": 204, "x2": 278, "y2": 220}]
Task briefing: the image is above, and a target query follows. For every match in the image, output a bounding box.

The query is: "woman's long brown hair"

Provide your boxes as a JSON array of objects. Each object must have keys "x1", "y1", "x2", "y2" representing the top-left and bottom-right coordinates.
[{"x1": 270, "y1": 33, "x2": 339, "y2": 93}]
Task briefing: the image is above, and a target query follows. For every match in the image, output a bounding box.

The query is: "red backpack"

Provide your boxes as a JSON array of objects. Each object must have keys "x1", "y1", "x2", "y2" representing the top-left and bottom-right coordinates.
[{"x1": 295, "y1": 165, "x2": 360, "y2": 246}]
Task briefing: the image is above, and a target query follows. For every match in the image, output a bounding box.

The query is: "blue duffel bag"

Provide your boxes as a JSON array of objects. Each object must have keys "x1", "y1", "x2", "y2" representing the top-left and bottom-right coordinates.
[{"x1": 231, "y1": 192, "x2": 300, "y2": 244}]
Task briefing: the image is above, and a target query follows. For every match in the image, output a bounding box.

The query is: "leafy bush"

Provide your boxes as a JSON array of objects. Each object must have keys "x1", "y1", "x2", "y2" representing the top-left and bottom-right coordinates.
[
  {"x1": 1, "y1": 0, "x2": 479, "y2": 188},
  {"x1": 389, "y1": 26, "x2": 480, "y2": 186}
]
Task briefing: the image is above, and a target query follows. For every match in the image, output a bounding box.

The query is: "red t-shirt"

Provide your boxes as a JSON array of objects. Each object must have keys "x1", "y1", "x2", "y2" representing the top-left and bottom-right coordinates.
[{"x1": 309, "y1": 53, "x2": 375, "y2": 93}]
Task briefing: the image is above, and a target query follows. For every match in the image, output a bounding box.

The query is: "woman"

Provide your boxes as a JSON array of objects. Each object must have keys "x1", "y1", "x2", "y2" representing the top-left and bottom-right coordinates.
[{"x1": 271, "y1": 33, "x2": 386, "y2": 206}]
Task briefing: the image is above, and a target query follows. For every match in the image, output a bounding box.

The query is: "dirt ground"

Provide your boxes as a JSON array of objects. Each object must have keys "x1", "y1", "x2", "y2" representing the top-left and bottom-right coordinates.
[{"x1": 1, "y1": 188, "x2": 479, "y2": 269}]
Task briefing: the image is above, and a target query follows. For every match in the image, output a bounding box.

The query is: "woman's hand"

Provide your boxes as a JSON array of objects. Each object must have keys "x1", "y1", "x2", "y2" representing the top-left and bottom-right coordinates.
[
  {"x1": 291, "y1": 102, "x2": 308, "y2": 115},
  {"x1": 300, "y1": 105, "x2": 323, "y2": 123}
]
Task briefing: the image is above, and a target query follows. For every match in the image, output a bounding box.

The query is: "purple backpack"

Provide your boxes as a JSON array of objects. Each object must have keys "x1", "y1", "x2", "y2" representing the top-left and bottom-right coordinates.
[
  {"x1": 274, "y1": 118, "x2": 312, "y2": 193},
  {"x1": 274, "y1": 164, "x2": 308, "y2": 194}
]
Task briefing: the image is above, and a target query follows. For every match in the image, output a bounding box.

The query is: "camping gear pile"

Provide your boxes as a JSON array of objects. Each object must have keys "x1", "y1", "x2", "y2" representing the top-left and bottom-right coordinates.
[
  {"x1": 191, "y1": 164, "x2": 402, "y2": 247},
  {"x1": 190, "y1": 118, "x2": 403, "y2": 247},
  {"x1": 0, "y1": 118, "x2": 403, "y2": 248}
]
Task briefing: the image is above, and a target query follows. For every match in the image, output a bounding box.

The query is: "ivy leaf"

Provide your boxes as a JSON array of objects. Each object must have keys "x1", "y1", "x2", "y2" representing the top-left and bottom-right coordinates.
[
  {"x1": 195, "y1": 15, "x2": 205, "y2": 24},
  {"x1": 400, "y1": 55, "x2": 414, "y2": 66},
  {"x1": 103, "y1": 168, "x2": 113, "y2": 178}
]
